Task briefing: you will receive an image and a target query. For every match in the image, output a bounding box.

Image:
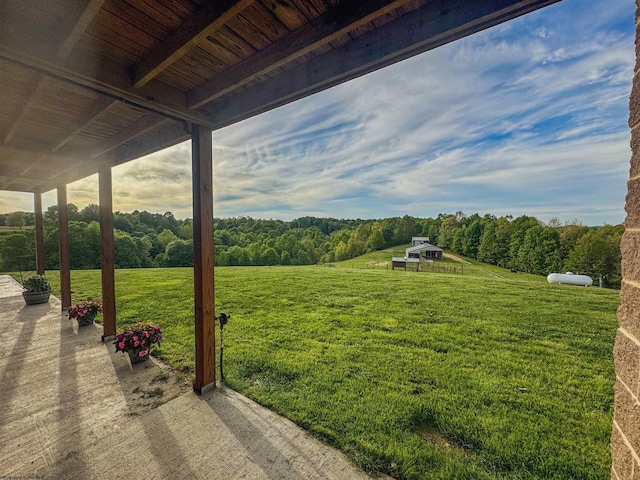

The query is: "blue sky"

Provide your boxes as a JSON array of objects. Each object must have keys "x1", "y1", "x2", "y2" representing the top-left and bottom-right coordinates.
[{"x1": 1, "y1": 0, "x2": 635, "y2": 225}]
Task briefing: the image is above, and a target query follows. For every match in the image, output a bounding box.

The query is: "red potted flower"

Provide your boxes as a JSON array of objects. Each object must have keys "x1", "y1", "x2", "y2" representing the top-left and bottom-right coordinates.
[
  {"x1": 67, "y1": 300, "x2": 103, "y2": 326},
  {"x1": 114, "y1": 322, "x2": 162, "y2": 364}
]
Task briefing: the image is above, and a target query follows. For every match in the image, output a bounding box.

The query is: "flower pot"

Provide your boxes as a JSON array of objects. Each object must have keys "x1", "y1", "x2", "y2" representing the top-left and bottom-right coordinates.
[
  {"x1": 128, "y1": 351, "x2": 149, "y2": 364},
  {"x1": 76, "y1": 311, "x2": 96, "y2": 326},
  {"x1": 22, "y1": 290, "x2": 51, "y2": 305}
]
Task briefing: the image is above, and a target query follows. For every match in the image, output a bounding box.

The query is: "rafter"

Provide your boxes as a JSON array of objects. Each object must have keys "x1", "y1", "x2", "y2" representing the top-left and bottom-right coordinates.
[
  {"x1": 89, "y1": 114, "x2": 167, "y2": 158},
  {"x1": 187, "y1": 0, "x2": 410, "y2": 109},
  {"x1": 51, "y1": 96, "x2": 117, "y2": 152},
  {"x1": 3, "y1": 78, "x2": 48, "y2": 144},
  {"x1": 2, "y1": 0, "x2": 105, "y2": 145},
  {"x1": 20, "y1": 155, "x2": 46, "y2": 176},
  {"x1": 0, "y1": 142, "x2": 85, "y2": 162},
  {"x1": 0, "y1": 37, "x2": 216, "y2": 129},
  {"x1": 32, "y1": 122, "x2": 190, "y2": 194},
  {"x1": 132, "y1": 0, "x2": 254, "y2": 88},
  {"x1": 28, "y1": 159, "x2": 104, "y2": 195},
  {"x1": 208, "y1": 0, "x2": 561, "y2": 129},
  {"x1": 106, "y1": 122, "x2": 190, "y2": 167},
  {"x1": 57, "y1": 0, "x2": 106, "y2": 58},
  {"x1": 0, "y1": 166, "x2": 52, "y2": 182}
]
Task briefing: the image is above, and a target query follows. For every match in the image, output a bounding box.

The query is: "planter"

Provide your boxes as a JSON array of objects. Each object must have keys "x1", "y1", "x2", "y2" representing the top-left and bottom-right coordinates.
[
  {"x1": 76, "y1": 311, "x2": 96, "y2": 326},
  {"x1": 128, "y1": 351, "x2": 149, "y2": 364},
  {"x1": 22, "y1": 290, "x2": 51, "y2": 305}
]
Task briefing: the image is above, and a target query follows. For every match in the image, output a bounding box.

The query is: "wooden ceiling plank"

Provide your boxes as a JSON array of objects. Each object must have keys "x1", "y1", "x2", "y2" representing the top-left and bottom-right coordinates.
[
  {"x1": 207, "y1": 0, "x2": 561, "y2": 128},
  {"x1": 29, "y1": 159, "x2": 104, "y2": 194},
  {"x1": 241, "y1": 2, "x2": 290, "y2": 41},
  {"x1": 187, "y1": 0, "x2": 411, "y2": 109},
  {"x1": 259, "y1": 0, "x2": 308, "y2": 31},
  {"x1": 19, "y1": 155, "x2": 45, "y2": 176},
  {"x1": 3, "y1": 0, "x2": 105, "y2": 146},
  {"x1": 51, "y1": 96, "x2": 118, "y2": 152},
  {"x1": 0, "y1": 34, "x2": 217, "y2": 128},
  {"x1": 57, "y1": 0, "x2": 106, "y2": 58},
  {"x1": 226, "y1": 14, "x2": 273, "y2": 50},
  {"x1": 287, "y1": 0, "x2": 325, "y2": 19},
  {"x1": 107, "y1": 122, "x2": 189, "y2": 166},
  {"x1": 89, "y1": 114, "x2": 167, "y2": 158},
  {"x1": 33, "y1": 122, "x2": 189, "y2": 194},
  {"x1": 132, "y1": 0, "x2": 255, "y2": 88},
  {"x1": 3, "y1": 77, "x2": 48, "y2": 143}
]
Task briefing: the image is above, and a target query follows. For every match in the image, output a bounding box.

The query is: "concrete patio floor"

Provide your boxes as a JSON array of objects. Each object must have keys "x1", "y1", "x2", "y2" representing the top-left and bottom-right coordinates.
[{"x1": 0, "y1": 275, "x2": 382, "y2": 479}]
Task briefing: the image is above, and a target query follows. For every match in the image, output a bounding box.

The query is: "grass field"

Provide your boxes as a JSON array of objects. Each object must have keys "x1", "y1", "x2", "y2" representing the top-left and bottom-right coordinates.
[
  {"x1": 28, "y1": 256, "x2": 618, "y2": 479},
  {"x1": 0, "y1": 225, "x2": 32, "y2": 234}
]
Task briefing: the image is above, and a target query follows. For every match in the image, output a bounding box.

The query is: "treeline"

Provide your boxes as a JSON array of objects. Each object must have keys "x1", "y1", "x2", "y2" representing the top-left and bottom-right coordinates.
[
  {"x1": 0, "y1": 207, "x2": 623, "y2": 287},
  {"x1": 432, "y1": 212, "x2": 623, "y2": 287}
]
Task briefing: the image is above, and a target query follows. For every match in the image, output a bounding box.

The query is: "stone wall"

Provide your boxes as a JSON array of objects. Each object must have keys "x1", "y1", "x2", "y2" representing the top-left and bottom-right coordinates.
[{"x1": 612, "y1": 3, "x2": 640, "y2": 476}]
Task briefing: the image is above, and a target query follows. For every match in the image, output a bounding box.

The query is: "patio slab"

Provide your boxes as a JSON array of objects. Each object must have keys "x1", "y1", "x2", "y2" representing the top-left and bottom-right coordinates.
[{"x1": 0, "y1": 275, "x2": 382, "y2": 480}]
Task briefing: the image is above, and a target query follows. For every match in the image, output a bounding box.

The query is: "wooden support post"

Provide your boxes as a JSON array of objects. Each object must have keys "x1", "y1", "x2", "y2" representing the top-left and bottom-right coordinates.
[
  {"x1": 99, "y1": 166, "x2": 116, "y2": 340},
  {"x1": 34, "y1": 192, "x2": 45, "y2": 275},
  {"x1": 57, "y1": 185, "x2": 71, "y2": 310},
  {"x1": 192, "y1": 124, "x2": 216, "y2": 394}
]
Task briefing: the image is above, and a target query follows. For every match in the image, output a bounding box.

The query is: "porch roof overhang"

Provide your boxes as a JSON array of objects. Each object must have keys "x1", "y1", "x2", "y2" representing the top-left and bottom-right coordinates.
[{"x1": 0, "y1": 0, "x2": 560, "y2": 194}]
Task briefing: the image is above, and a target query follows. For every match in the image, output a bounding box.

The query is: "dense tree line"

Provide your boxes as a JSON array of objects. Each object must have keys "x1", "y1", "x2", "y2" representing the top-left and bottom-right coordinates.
[
  {"x1": 434, "y1": 212, "x2": 623, "y2": 287},
  {"x1": 0, "y1": 208, "x2": 623, "y2": 287}
]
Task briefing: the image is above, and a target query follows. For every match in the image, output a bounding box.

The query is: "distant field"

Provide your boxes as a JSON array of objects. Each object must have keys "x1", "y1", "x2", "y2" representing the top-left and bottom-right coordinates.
[
  {"x1": 32, "y1": 257, "x2": 618, "y2": 479},
  {"x1": 0, "y1": 225, "x2": 32, "y2": 234}
]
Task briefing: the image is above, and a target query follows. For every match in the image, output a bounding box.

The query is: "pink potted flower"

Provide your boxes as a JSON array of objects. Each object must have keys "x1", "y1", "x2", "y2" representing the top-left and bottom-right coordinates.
[
  {"x1": 67, "y1": 300, "x2": 103, "y2": 326},
  {"x1": 113, "y1": 322, "x2": 162, "y2": 364}
]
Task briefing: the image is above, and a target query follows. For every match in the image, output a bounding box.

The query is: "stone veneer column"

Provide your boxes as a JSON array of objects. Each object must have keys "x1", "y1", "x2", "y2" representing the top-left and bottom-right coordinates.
[{"x1": 612, "y1": 2, "x2": 640, "y2": 478}]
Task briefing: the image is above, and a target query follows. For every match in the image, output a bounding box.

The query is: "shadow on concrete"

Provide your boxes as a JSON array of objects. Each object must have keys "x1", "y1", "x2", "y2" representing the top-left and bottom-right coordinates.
[
  {"x1": 107, "y1": 343, "x2": 197, "y2": 478},
  {"x1": 202, "y1": 388, "x2": 319, "y2": 480},
  {"x1": 0, "y1": 301, "x2": 51, "y2": 432},
  {"x1": 55, "y1": 311, "x2": 87, "y2": 473}
]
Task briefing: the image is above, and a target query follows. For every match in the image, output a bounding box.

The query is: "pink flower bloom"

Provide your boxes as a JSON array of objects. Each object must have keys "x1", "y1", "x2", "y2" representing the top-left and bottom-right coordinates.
[
  {"x1": 139, "y1": 349, "x2": 148, "y2": 357},
  {"x1": 118, "y1": 341, "x2": 125, "y2": 350},
  {"x1": 143, "y1": 331, "x2": 150, "y2": 338},
  {"x1": 133, "y1": 336, "x2": 139, "y2": 347}
]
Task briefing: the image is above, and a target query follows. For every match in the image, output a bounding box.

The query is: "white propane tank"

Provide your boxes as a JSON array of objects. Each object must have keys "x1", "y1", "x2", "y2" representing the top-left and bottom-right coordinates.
[{"x1": 547, "y1": 272, "x2": 593, "y2": 287}]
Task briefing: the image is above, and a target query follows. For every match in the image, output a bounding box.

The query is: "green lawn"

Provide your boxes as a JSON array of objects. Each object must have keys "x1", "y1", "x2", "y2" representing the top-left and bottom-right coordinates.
[{"x1": 31, "y1": 260, "x2": 618, "y2": 479}]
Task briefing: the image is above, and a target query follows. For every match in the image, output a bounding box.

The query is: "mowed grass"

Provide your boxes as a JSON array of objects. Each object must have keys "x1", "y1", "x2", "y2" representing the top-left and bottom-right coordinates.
[{"x1": 37, "y1": 262, "x2": 618, "y2": 479}]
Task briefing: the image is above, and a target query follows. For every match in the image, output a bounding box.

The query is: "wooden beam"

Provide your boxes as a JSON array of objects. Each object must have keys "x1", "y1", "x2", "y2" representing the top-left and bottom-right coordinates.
[
  {"x1": 99, "y1": 165, "x2": 116, "y2": 341},
  {"x1": 3, "y1": 78, "x2": 48, "y2": 144},
  {"x1": 133, "y1": 0, "x2": 254, "y2": 88},
  {"x1": 34, "y1": 192, "x2": 45, "y2": 275},
  {"x1": 207, "y1": 0, "x2": 560, "y2": 128},
  {"x1": 57, "y1": 185, "x2": 71, "y2": 310},
  {"x1": 89, "y1": 114, "x2": 167, "y2": 158},
  {"x1": 3, "y1": 0, "x2": 105, "y2": 145},
  {"x1": 51, "y1": 96, "x2": 117, "y2": 152},
  {"x1": 187, "y1": 0, "x2": 410, "y2": 109},
  {"x1": 0, "y1": 166, "x2": 50, "y2": 183},
  {"x1": 0, "y1": 142, "x2": 85, "y2": 162},
  {"x1": 57, "y1": 0, "x2": 106, "y2": 58},
  {"x1": 29, "y1": 122, "x2": 190, "y2": 194},
  {"x1": 20, "y1": 155, "x2": 46, "y2": 176},
  {"x1": 192, "y1": 124, "x2": 216, "y2": 394},
  {"x1": 106, "y1": 122, "x2": 190, "y2": 167},
  {"x1": 0, "y1": 34, "x2": 216, "y2": 128},
  {"x1": 30, "y1": 159, "x2": 101, "y2": 192}
]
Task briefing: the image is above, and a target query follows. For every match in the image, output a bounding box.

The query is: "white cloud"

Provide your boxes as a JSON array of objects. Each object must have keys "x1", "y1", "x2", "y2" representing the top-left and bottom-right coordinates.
[{"x1": 0, "y1": 0, "x2": 634, "y2": 225}]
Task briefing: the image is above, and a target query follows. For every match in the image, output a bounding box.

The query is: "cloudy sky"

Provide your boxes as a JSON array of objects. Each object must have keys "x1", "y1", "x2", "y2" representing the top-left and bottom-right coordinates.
[{"x1": 1, "y1": 0, "x2": 635, "y2": 225}]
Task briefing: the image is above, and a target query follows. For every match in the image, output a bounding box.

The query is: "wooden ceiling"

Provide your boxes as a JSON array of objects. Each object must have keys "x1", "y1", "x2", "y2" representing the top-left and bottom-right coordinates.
[{"x1": 0, "y1": 0, "x2": 559, "y2": 194}]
